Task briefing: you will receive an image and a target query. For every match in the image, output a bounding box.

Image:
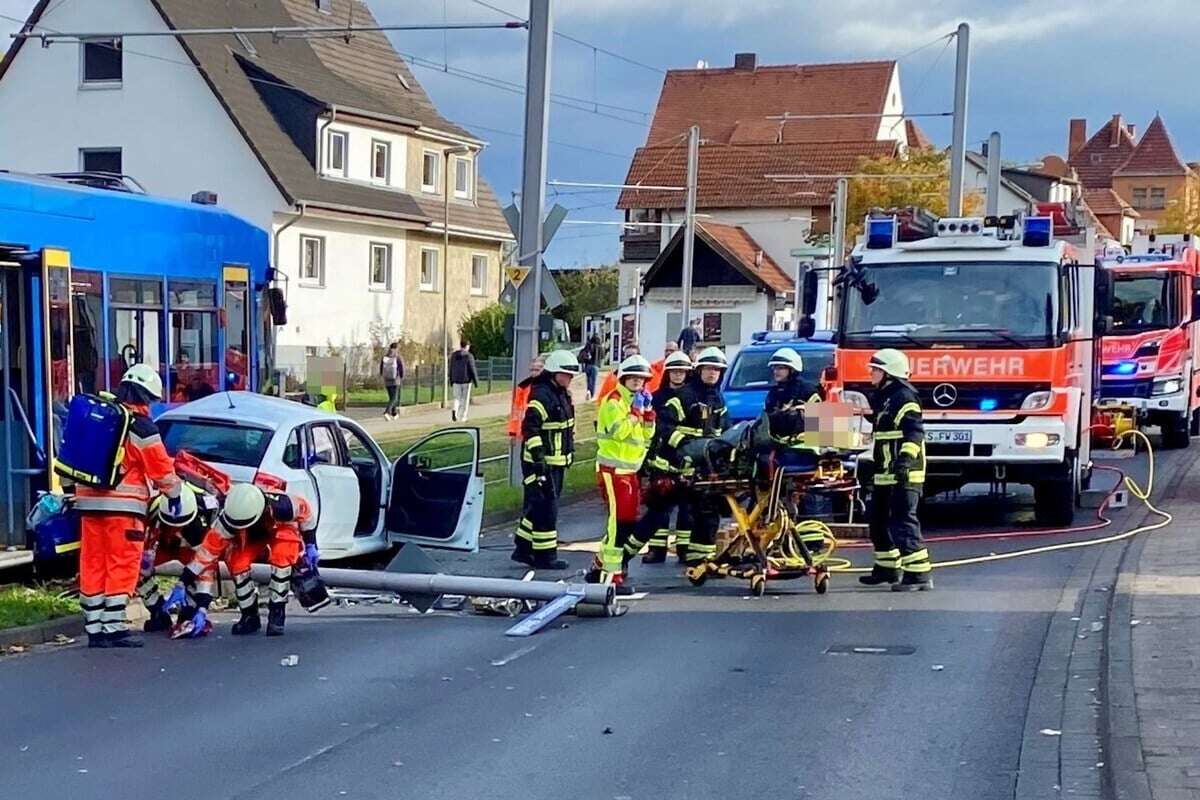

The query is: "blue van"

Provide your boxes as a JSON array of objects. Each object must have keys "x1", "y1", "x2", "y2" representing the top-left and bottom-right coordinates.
[{"x1": 722, "y1": 331, "x2": 835, "y2": 423}]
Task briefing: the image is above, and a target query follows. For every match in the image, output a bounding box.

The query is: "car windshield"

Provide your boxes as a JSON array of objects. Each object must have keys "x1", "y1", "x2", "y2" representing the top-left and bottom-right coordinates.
[
  {"x1": 842, "y1": 261, "x2": 1060, "y2": 346},
  {"x1": 1109, "y1": 273, "x2": 1179, "y2": 332},
  {"x1": 158, "y1": 419, "x2": 272, "y2": 467},
  {"x1": 727, "y1": 348, "x2": 833, "y2": 389}
]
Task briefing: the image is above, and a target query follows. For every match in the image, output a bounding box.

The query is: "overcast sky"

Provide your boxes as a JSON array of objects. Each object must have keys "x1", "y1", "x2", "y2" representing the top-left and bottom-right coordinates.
[{"x1": 2, "y1": 0, "x2": 1196, "y2": 266}]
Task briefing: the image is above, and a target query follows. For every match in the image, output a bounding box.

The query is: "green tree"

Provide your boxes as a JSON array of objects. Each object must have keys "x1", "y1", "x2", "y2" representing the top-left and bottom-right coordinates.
[
  {"x1": 550, "y1": 267, "x2": 618, "y2": 340},
  {"x1": 845, "y1": 150, "x2": 983, "y2": 239},
  {"x1": 1156, "y1": 193, "x2": 1200, "y2": 235},
  {"x1": 459, "y1": 303, "x2": 511, "y2": 358}
]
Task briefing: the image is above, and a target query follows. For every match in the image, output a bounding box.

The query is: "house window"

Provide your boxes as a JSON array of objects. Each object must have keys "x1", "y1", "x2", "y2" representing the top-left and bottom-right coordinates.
[
  {"x1": 454, "y1": 157, "x2": 473, "y2": 199},
  {"x1": 1090, "y1": 153, "x2": 1104, "y2": 165},
  {"x1": 371, "y1": 140, "x2": 390, "y2": 183},
  {"x1": 1132, "y1": 188, "x2": 1148, "y2": 209},
  {"x1": 80, "y1": 148, "x2": 122, "y2": 174},
  {"x1": 1150, "y1": 187, "x2": 1167, "y2": 210},
  {"x1": 420, "y1": 248, "x2": 439, "y2": 291},
  {"x1": 369, "y1": 243, "x2": 392, "y2": 290},
  {"x1": 81, "y1": 38, "x2": 122, "y2": 85},
  {"x1": 471, "y1": 254, "x2": 487, "y2": 295},
  {"x1": 316, "y1": 0, "x2": 332, "y2": 12},
  {"x1": 300, "y1": 235, "x2": 325, "y2": 286},
  {"x1": 422, "y1": 150, "x2": 439, "y2": 193},
  {"x1": 326, "y1": 130, "x2": 347, "y2": 176}
]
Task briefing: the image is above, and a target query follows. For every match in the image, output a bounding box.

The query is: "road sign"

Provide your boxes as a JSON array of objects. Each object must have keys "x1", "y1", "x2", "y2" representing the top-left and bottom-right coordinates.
[
  {"x1": 506, "y1": 266, "x2": 530, "y2": 286},
  {"x1": 500, "y1": 281, "x2": 518, "y2": 306},
  {"x1": 538, "y1": 263, "x2": 563, "y2": 310}
]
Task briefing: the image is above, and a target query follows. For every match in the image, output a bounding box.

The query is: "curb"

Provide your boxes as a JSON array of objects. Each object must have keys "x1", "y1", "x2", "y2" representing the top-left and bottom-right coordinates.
[{"x1": 0, "y1": 615, "x2": 83, "y2": 650}]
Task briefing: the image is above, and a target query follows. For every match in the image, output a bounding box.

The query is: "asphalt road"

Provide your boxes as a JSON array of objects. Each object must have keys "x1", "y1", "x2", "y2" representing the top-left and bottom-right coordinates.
[{"x1": 0, "y1": 446, "x2": 1176, "y2": 800}]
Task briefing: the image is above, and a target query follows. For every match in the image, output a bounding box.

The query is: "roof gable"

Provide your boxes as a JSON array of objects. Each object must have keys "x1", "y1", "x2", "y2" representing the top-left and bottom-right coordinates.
[
  {"x1": 644, "y1": 223, "x2": 791, "y2": 294},
  {"x1": 1068, "y1": 116, "x2": 1136, "y2": 189},
  {"x1": 1114, "y1": 115, "x2": 1191, "y2": 177}
]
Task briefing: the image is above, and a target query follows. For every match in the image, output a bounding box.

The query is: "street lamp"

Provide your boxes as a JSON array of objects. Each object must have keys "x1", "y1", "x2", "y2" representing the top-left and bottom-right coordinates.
[{"x1": 442, "y1": 144, "x2": 471, "y2": 409}]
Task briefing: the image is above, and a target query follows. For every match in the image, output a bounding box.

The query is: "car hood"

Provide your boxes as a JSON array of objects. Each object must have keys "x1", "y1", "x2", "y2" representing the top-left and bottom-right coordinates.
[{"x1": 724, "y1": 389, "x2": 768, "y2": 423}]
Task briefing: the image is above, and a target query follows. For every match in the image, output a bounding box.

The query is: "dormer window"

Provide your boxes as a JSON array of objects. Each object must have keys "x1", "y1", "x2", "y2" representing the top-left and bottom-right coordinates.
[{"x1": 454, "y1": 156, "x2": 473, "y2": 200}]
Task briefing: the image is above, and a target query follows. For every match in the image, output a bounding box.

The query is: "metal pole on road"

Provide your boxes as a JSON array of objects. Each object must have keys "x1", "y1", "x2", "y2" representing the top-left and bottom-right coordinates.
[
  {"x1": 985, "y1": 131, "x2": 1001, "y2": 217},
  {"x1": 948, "y1": 22, "x2": 971, "y2": 217},
  {"x1": 508, "y1": 0, "x2": 553, "y2": 487},
  {"x1": 679, "y1": 124, "x2": 700, "y2": 337}
]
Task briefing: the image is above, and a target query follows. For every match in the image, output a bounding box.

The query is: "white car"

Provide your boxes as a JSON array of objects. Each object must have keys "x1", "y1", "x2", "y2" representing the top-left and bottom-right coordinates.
[{"x1": 156, "y1": 393, "x2": 483, "y2": 560}]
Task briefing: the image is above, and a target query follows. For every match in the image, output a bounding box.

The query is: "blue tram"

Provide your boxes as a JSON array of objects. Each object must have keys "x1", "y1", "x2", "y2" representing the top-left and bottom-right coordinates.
[{"x1": 0, "y1": 171, "x2": 270, "y2": 558}]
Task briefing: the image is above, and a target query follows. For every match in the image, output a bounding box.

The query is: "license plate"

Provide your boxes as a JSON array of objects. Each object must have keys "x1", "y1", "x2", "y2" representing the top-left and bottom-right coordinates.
[{"x1": 927, "y1": 429, "x2": 972, "y2": 444}]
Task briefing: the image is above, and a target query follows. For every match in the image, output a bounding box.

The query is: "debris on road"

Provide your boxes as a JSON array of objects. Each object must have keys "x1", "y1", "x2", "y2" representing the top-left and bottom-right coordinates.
[
  {"x1": 931, "y1": 664, "x2": 945, "y2": 671},
  {"x1": 1040, "y1": 729, "x2": 1062, "y2": 736},
  {"x1": 52, "y1": 634, "x2": 74, "y2": 645},
  {"x1": 602, "y1": 727, "x2": 613, "y2": 735},
  {"x1": 280, "y1": 655, "x2": 299, "y2": 667},
  {"x1": 1090, "y1": 621, "x2": 1104, "y2": 632},
  {"x1": 1130, "y1": 619, "x2": 1141, "y2": 626}
]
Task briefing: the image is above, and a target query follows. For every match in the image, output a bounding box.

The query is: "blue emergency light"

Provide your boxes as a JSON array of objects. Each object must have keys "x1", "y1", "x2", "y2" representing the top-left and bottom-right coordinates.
[
  {"x1": 979, "y1": 398, "x2": 998, "y2": 411},
  {"x1": 1022, "y1": 216, "x2": 1053, "y2": 247},
  {"x1": 866, "y1": 216, "x2": 897, "y2": 249},
  {"x1": 1114, "y1": 360, "x2": 1138, "y2": 375}
]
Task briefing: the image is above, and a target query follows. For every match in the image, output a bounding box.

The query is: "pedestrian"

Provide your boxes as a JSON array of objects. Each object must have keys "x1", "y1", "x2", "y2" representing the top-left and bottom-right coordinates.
[
  {"x1": 380, "y1": 341, "x2": 404, "y2": 420},
  {"x1": 629, "y1": 349, "x2": 694, "y2": 564},
  {"x1": 858, "y1": 348, "x2": 932, "y2": 592},
  {"x1": 579, "y1": 333, "x2": 601, "y2": 399},
  {"x1": 507, "y1": 354, "x2": 546, "y2": 439},
  {"x1": 677, "y1": 317, "x2": 702, "y2": 355},
  {"x1": 72, "y1": 364, "x2": 183, "y2": 648},
  {"x1": 591, "y1": 354, "x2": 656, "y2": 593},
  {"x1": 511, "y1": 350, "x2": 578, "y2": 570},
  {"x1": 183, "y1": 483, "x2": 318, "y2": 635},
  {"x1": 138, "y1": 486, "x2": 218, "y2": 639},
  {"x1": 450, "y1": 339, "x2": 479, "y2": 422}
]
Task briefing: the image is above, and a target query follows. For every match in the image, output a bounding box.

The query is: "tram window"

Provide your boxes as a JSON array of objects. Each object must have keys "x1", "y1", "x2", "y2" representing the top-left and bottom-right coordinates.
[
  {"x1": 170, "y1": 310, "x2": 217, "y2": 403},
  {"x1": 224, "y1": 274, "x2": 250, "y2": 391},
  {"x1": 109, "y1": 308, "x2": 163, "y2": 389},
  {"x1": 110, "y1": 278, "x2": 161, "y2": 306},
  {"x1": 169, "y1": 280, "x2": 216, "y2": 308},
  {"x1": 47, "y1": 266, "x2": 72, "y2": 406},
  {"x1": 71, "y1": 270, "x2": 104, "y2": 394}
]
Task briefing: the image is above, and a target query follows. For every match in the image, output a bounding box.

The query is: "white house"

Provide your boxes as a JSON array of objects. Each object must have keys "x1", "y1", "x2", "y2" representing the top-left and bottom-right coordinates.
[
  {"x1": 0, "y1": 0, "x2": 512, "y2": 378},
  {"x1": 962, "y1": 152, "x2": 1036, "y2": 216}
]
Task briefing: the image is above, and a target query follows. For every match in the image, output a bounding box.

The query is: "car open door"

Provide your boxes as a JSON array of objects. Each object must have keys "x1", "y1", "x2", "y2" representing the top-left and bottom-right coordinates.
[
  {"x1": 306, "y1": 422, "x2": 360, "y2": 547},
  {"x1": 385, "y1": 427, "x2": 483, "y2": 552}
]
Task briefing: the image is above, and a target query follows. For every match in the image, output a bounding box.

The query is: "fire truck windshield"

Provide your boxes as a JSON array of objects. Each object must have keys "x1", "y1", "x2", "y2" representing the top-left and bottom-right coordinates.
[
  {"x1": 842, "y1": 261, "x2": 1060, "y2": 347},
  {"x1": 1109, "y1": 273, "x2": 1180, "y2": 332}
]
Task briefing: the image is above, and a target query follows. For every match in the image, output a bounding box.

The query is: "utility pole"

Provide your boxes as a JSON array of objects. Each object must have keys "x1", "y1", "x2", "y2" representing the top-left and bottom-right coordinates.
[
  {"x1": 948, "y1": 21, "x2": 971, "y2": 216},
  {"x1": 678, "y1": 124, "x2": 700, "y2": 339},
  {"x1": 832, "y1": 178, "x2": 848, "y2": 268},
  {"x1": 985, "y1": 131, "x2": 1001, "y2": 217},
  {"x1": 508, "y1": 0, "x2": 552, "y2": 486}
]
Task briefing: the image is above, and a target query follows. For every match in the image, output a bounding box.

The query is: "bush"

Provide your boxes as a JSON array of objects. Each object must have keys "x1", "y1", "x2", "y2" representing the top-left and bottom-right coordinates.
[{"x1": 459, "y1": 303, "x2": 511, "y2": 358}]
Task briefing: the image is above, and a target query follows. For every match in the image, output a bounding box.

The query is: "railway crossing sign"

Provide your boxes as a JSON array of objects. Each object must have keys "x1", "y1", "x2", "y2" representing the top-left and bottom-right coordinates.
[{"x1": 499, "y1": 202, "x2": 567, "y2": 310}]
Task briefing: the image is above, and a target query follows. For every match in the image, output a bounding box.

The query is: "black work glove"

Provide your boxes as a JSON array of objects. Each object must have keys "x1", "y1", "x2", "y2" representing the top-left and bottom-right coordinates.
[{"x1": 893, "y1": 455, "x2": 913, "y2": 486}]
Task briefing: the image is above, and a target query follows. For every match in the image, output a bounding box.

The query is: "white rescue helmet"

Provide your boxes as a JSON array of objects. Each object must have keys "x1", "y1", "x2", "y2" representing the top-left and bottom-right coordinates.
[
  {"x1": 663, "y1": 350, "x2": 693, "y2": 371},
  {"x1": 543, "y1": 349, "x2": 581, "y2": 376},
  {"x1": 151, "y1": 488, "x2": 198, "y2": 527},
  {"x1": 768, "y1": 347, "x2": 804, "y2": 373},
  {"x1": 120, "y1": 363, "x2": 164, "y2": 400},
  {"x1": 694, "y1": 346, "x2": 728, "y2": 370},
  {"x1": 221, "y1": 483, "x2": 267, "y2": 530},
  {"x1": 617, "y1": 354, "x2": 653, "y2": 379},
  {"x1": 869, "y1": 348, "x2": 910, "y2": 380}
]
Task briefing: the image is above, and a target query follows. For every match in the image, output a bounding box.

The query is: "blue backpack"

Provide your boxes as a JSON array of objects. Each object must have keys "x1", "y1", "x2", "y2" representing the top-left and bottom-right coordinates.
[{"x1": 54, "y1": 394, "x2": 132, "y2": 489}]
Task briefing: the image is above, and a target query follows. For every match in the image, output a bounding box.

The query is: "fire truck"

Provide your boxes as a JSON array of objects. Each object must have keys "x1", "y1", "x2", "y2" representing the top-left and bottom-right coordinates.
[
  {"x1": 1095, "y1": 233, "x2": 1200, "y2": 448},
  {"x1": 817, "y1": 213, "x2": 1100, "y2": 525}
]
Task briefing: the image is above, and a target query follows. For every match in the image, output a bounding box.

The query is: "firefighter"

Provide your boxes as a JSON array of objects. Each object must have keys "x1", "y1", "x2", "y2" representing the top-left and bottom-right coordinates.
[
  {"x1": 74, "y1": 364, "x2": 182, "y2": 649},
  {"x1": 590, "y1": 354, "x2": 656, "y2": 592},
  {"x1": 138, "y1": 486, "x2": 218, "y2": 638},
  {"x1": 510, "y1": 350, "x2": 578, "y2": 570},
  {"x1": 632, "y1": 349, "x2": 694, "y2": 564},
  {"x1": 764, "y1": 347, "x2": 824, "y2": 470},
  {"x1": 666, "y1": 347, "x2": 729, "y2": 570},
  {"x1": 859, "y1": 348, "x2": 932, "y2": 591},
  {"x1": 182, "y1": 483, "x2": 317, "y2": 635}
]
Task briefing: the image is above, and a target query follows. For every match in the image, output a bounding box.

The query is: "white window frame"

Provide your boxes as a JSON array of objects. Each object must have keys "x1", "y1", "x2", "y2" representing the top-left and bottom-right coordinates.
[
  {"x1": 421, "y1": 150, "x2": 440, "y2": 194},
  {"x1": 79, "y1": 37, "x2": 122, "y2": 88},
  {"x1": 420, "y1": 247, "x2": 439, "y2": 292},
  {"x1": 369, "y1": 242, "x2": 392, "y2": 291},
  {"x1": 454, "y1": 156, "x2": 473, "y2": 200},
  {"x1": 371, "y1": 139, "x2": 390, "y2": 184},
  {"x1": 325, "y1": 130, "x2": 347, "y2": 176},
  {"x1": 470, "y1": 253, "x2": 488, "y2": 295},
  {"x1": 299, "y1": 235, "x2": 325, "y2": 287}
]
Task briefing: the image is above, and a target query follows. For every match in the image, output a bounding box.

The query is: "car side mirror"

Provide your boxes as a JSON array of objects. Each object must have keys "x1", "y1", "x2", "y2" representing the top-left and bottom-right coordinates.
[
  {"x1": 797, "y1": 317, "x2": 816, "y2": 339},
  {"x1": 801, "y1": 270, "x2": 819, "y2": 316}
]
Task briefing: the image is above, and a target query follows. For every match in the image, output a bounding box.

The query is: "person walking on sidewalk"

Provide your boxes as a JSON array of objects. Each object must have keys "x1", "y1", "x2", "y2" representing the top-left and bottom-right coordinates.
[
  {"x1": 380, "y1": 342, "x2": 404, "y2": 420},
  {"x1": 579, "y1": 333, "x2": 601, "y2": 399},
  {"x1": 450, "y1": 339, "x2": 479, "y2": 422},
  {"x1": 858, "y1": 348, "x2": 932, "y2": 592}
]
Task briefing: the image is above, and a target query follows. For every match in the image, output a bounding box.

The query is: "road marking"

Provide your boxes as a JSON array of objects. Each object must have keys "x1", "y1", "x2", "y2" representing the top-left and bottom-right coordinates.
[
  {"x1": 491, "y1": 644, "x2": 538, "y2": 666},
  {"x1": 825, "y1": 644, "x2": 916, "y2": 656}
]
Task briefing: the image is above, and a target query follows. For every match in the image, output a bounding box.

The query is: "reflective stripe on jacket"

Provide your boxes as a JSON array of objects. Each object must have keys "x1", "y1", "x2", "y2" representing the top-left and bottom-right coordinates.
[
  {"x1": 869, "y1": 379, "x2": 926, "y2": 485},
  {"x1": 521, "y1": 376, "x2": 576, "y2": 467},
  {"x1": 596, "y1": 383, "x2": 654, "y2": 474}
]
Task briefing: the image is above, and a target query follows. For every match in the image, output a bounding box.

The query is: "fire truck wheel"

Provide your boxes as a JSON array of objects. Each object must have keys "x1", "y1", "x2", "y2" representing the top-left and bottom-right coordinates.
[
  {"x1": 1033, "y1": 478, "x2": 1076, "y2": 527},
  {"x1": 1190, "y1": 409, "x2": 1200, "y2": 438},
  {"x1": 1161, "y1": 415, "x2": 1191, "y2": 450}
]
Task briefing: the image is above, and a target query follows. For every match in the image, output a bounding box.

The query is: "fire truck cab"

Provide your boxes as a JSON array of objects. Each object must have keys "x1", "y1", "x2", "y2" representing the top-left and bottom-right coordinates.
[
  {"x1": 825, "y1": 214, "x2": 1098, "y2": 526},
  {"x1": 1096, "y1": 233, "x2": 1200, "y2": 448}
]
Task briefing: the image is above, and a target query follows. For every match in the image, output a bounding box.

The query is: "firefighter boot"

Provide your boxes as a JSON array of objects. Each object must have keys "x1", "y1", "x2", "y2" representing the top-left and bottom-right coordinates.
[
  {"x1": 266, "y1": 602, "x2": 287, "y2": 636},
  {"x1": 143, "y1": 602, "x2": 174, "y2": 633},
  {"x1": 231, "y1": 608, "x2": 261, "y2": 635},
  {"x1": 106, "y1": 630, "x2": 145, "y2": 648},
  {"x1": 612, "y1": 572, "x2": 635, "y2": 597},
  {"x1": 87, "y1": 632, "x2": 109, "y2": 648},
  {"x1": 641, "y1": 546, "x2": 668, "y2": 564},
  {"x1": 891, "y1": 572, "x2": 933, "y2": 592},
  {"x1": 531, "y1": 551, "x2": 568, "y2": 570},
  {"x1": 858, "y1": 566, "x2": 900, "y2": 586}
]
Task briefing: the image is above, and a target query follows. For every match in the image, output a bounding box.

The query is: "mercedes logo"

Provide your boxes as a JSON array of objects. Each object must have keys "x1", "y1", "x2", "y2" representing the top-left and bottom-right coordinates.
[{"x1": 932, "y1": 383, "x2": 958, "y2": 408}]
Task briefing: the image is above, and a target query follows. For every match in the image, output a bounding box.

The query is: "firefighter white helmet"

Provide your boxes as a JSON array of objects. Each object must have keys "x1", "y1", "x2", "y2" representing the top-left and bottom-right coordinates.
[
  {"x1": 694, "y1": 346, "x2": 728, "y2": 370},
  {"x1": 221, "y1": 483, "x2": 267, "y2": 530},
  {"x1": 152, "y1": 487, "x2": 199, "y2": 527},
  {"x1": 617, "y1": 354, "x2": 653, "y2": 379},
  {"x1": 120, "y1": 363, "x2": 164, "y2": 400},
  {"x1": 768, "y1": 347, "x2": 804, "y2": 373},
  {"x1": 664, "y1": 350, "x2": 693, "y2": 371},
  {"x1": 869, "y1": 348, "x2": 910, "y2": 380},
  {"x1": 543, "y1": 349, "x2": 581, "y2": 375}
]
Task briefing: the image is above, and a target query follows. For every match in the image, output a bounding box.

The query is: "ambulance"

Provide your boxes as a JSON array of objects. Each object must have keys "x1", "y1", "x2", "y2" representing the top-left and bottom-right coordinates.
[
  {"x1": 1096, "y1": 233, "x2": 1200, "y2": 448},
  {"x1": 820, "y1": 214, "x2": 1100, "y2": 525}
]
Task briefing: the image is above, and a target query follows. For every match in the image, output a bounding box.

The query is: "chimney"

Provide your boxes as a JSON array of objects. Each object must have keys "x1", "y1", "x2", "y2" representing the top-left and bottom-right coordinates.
[
  {"x1": 1126, "y1": 123, "x2": 1136, "y2": 140},
  {"x1": 1110, "y1": 114, "x2": 1123, "y2": 147},
  {"x1": 1068, "y1": 119, "x2": 1087, "y2": 159},
  {"x1": 734, "y1": 52, "x2": 757, "y2": 71}
]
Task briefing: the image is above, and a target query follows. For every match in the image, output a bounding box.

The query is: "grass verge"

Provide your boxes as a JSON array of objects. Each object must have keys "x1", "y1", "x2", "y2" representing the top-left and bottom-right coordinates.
[
  {"x1": 0, "y1": 585, "x2": 76, "y2": 630},
  {"x1": 347, "y1": 381, "x2": 512, "y2": 408}
]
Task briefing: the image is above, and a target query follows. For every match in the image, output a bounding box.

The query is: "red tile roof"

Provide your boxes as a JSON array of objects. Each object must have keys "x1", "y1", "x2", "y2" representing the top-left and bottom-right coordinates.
[
  {"x1": 644, "y1": 60, "x2": 898, "y2": 146},
  {"x1": 1068, "y1": 116, "x2": 1136, "y2": 189},
  {"x1": 1114, "y1": 115, "x2": 1192, "y2": 177},
  {"x1": 1082, "y1": 188, "x2": 1139, "y2": 217},
  {"x1": 617, "y1": 140, "x2": 899, "y2": 210},
  {"x1": 697, "y1": 223, "x2": 793, "y2": 293},
  {"x1": 905, "y1": 119, "x2": 933, "y2": 150}
]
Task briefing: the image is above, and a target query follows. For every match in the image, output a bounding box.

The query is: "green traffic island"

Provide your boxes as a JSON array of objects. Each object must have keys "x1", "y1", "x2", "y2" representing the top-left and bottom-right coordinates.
[{"x1": 0, "y1": 585, "x2": 81, "y2": 650}]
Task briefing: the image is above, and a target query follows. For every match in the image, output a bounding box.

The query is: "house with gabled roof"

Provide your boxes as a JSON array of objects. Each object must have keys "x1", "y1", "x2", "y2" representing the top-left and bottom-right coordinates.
[
  {"x1": 612, "y1": 53, "x2": 923, "y2": 350},
  {"x1": 0, "y1": 0, "x2": 511, "y2": 378}
]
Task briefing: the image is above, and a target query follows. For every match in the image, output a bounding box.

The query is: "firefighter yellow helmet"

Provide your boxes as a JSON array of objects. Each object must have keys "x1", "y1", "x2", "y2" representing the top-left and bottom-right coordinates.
[
  {"x1": 543, "y1": 349, "x2": 581, "y2": 375},
  {"x1": 664, "y1": 350, "x2": 693, "y2": 371},
  {"x1": 221, "y1": 483, "x2": 267, "y2": 530},
  {"x1": 617, "y1": 354, "x2": 653, "y2": 379},
  {"x1": 120, "y1": 363, "x2": 164, "y2": 400},
  {"x1": 869, "y1": 348, "x2": 910, "y2": 379},
  {"x1": 151, "y1": 487, "x2": 199, "y2": 527},
  {"x1": 694, "y1": 346, "x2": 728, "y2": 370},
  {"x1": 768, "y1": 347, "x2": 804, "y2": 373}
]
